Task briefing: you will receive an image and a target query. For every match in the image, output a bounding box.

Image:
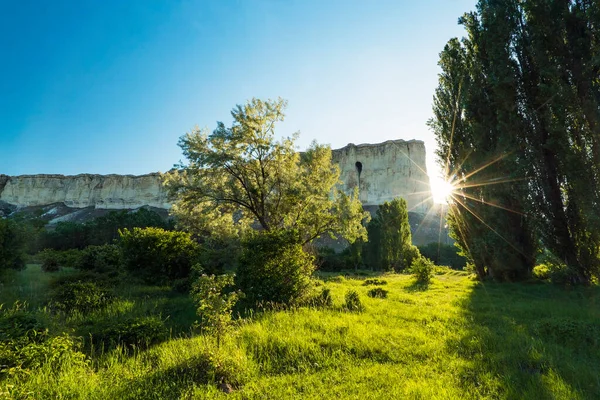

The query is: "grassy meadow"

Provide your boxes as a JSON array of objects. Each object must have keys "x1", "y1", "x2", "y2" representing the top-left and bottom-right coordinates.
[{"x1": 1, "y1": 265, "x2": 599, "y2": 399}]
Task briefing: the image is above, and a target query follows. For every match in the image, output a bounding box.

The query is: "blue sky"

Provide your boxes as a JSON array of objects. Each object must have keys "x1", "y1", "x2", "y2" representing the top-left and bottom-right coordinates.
[{"x1": 1, "y1": 0, "x2": 476, "y2": 181}]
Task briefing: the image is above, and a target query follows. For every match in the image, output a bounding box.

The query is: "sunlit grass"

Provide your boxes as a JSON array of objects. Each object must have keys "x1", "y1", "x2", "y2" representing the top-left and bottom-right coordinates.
[{"x1": 2, "y1": 267, "x2": 599, "y2": 399}]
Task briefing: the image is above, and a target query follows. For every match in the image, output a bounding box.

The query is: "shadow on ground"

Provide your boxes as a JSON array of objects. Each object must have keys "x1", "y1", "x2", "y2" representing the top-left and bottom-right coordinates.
[{"x1": 449, "y1": 281, "x2": 600, "y2": 399}]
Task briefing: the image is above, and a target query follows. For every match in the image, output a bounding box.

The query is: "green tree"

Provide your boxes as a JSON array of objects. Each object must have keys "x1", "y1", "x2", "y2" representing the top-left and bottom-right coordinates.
[
  {"x1": 431, "y1": 0, "x2": 600, "y2": 282},
  {"x1": 0, "y1": 219, "x2": 26, "y2": 271},
  {"x1": 163, "y1": 98, "x2": 369, "y2": 245},
  {"x1": 430, "y1": 2, "x2": 537, "y2": 281},
  {"x1": 365, "y1": 198, "x2": 419, "y2": 271}
]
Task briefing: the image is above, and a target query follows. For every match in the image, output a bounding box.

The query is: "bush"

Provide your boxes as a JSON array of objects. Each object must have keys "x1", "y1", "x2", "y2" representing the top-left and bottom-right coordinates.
[
  {"x1": 343, "y1": 290, "x2": 364, "y2": 312},
  {"x1": 418, "y1": 242, "x2": 467, "y2": 270},
  {"x1": 39, "y1": 249, "x2": 61, "y2": 272},
  {"x1": 236, "y1": 230, "x2": 315, "y2": 309},
  {"x1": 90, "y1": 317, "x2": 168, "y2": 350},
  {"x1": 0, "y1": 219, "x2": 25, "y2": 272},
  {"x1": 192, "y1": 273, "x2": 241, "y2": 347},
  {"x1": 409, "y1": 257, "x2": 434, "y2": 285},
  {"x1": 51, "y1": 281, "x2": 113, "y2": 313},
  {"x1": 316, "y1": 247, "x2": 347, "y2": 272},
  {"x1": 367, "y1": 288, "x2": 388, "y2": 298},
  {"x1": 362, "y1": 278, "x2": 387, "y2": 286},
  {"x1": 119, "y1": 227, "x2": 200, "y2": 284},
  {"x1": 76, "y1": 244, "x2": 122, "y2": 274},
  {"x1": 306, "y1": 287, "x2": 333, "y2": 308},
  {"x1": 532, "y1": 264, "x2": 551, "y2": 280}
]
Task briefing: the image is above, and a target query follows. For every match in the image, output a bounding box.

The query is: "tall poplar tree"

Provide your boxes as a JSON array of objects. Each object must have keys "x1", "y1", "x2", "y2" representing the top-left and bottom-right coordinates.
[{"x1": 432, "y1": 0, "x2": 600, "y2": 283}]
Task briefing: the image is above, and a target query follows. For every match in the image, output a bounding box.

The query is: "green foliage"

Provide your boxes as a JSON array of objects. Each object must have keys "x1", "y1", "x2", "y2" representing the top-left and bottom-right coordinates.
[
  {"x1": 51, "y1": 281, "x2": 113, "y2": 313},
  {"x1": 362, "y1": 278, "x2": 387, "y2": 286},
  {"x1": 236, "y1": 229, "x2": 315, "y2": 309},
  {"x1": 431, "y1": 0, "x2": 600, "y2": 283},
  {"x1": 0, "y1": 303, "x2": 86, "y2": 379},
  {"x1": 365, "y1": 198, "x2": 419, "y2": 271},
  {"x1": 316, "y1": 246, "x2": 347, "y2": 272},
  {"x1": 306, "y1": 287, "x2": 333, "y2": 308},
  {"x1": 76, "y1": 244, "x2": 122, "y2": 274},
  {"x1": 163, "y1": 98, "x2": 369, "y2": 245},
  {"x1": 119, "y1": 227, "x2": 200, "y2": 284},
  {"x1": 39, "y1": 249, "x2": 61, "y2": 272},
  {"x1": 90, "y1": 317, "x2": 168, "y2": 351},
  {"x1": 418, "y1": 242, "x2": 466, "y2": 270},
  {"x1": 0, "y1": 218, "x2": 26, "y2": 272},
  {"x1": 409, "y1": 257, "x2": 434, "y2": 285},
  {"x1": 192, "y1": 273, "x2": 241, "y2": 347},
  {"x1": 36, "y1": 208, "x2": 172, "y2": 251},
  {"x1": 367, "y1": 288, "x2": 388, "y2": 299},
  {"x1": 343, "y1": 289, "x2": 364, "y2": 312}
]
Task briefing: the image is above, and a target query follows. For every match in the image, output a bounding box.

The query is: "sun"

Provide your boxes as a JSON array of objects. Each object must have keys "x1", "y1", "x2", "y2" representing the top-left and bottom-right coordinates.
[{"x1": 431, "y1": 176, "x2": 455, "y2": 204}]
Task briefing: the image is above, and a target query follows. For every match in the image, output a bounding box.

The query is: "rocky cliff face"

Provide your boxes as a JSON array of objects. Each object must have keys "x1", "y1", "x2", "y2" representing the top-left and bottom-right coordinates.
[
  {"x1": 332, "y1": 140, "x2": 432, "y2": 213},
  {"x1": 0, "y1": 173, "x2": 169, "y2": 210},
  {"x1": 0, "y1": 140, "x2": 433, "y2": 214}
]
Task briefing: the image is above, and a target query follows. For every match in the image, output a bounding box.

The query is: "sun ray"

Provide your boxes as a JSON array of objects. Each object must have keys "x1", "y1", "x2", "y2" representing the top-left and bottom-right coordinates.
[
  {"x1": 449, "y1": 194, "x2": 529, "y2": 257},
  {"x1": 455, "y1": 192, "x2": 525, "y2": 215}
]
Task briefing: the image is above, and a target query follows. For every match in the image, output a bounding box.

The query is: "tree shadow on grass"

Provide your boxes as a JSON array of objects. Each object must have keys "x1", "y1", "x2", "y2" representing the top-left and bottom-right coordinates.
[{"x1": 448, "y1": 281, "x2": 600, "y2": 399}]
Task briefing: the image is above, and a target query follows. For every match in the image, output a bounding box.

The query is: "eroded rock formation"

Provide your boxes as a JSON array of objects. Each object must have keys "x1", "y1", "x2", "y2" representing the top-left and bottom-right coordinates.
[
  {"x1": 0, "y1": 140, "x2": 433, "y2": 214},
  {"x1": 0, "y1": 173, "x2": 169, "y2": 210},
  {"x1": 332, "y1": 140, "x2": 432, "y2": 213}
]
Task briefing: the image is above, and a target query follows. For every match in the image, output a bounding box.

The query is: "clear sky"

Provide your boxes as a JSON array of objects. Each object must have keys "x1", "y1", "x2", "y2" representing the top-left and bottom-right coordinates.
[{"x1": 1, "y1": 0, "x2": 476, "y2": 187}]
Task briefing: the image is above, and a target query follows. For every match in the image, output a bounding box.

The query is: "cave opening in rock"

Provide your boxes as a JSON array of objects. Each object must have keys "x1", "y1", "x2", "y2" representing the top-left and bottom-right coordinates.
[
  {"x1": 355, "y1": 161, "x2": 363, "y2": 189},
  {"x1": 355, "y1": 161, "x2": 363, "y2": 175}
]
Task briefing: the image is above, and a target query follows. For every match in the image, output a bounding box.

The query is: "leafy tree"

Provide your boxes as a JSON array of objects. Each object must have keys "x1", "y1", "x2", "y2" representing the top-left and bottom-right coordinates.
[
  {"x1": 0, "y1": 219, "x2": 26, "y2": 271},
  {"x1": 430, "y1": 2, "x2": 538, "y2": 281},
  {"x1": 433, "y1": 0, "x2": 600, "y2": 282},
  {"x1": 364, "y1": 198, "x2": 419, "y2": 271},
  {"x1": 119, "y1": 227, "x2": 200, "y2": 284},
  {"x1": 163, "y1": 98, "x2": 369, "y2": 245}
]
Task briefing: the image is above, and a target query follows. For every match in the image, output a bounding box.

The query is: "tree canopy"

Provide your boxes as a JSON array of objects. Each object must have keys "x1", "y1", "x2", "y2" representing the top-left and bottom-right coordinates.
[
  {"x1": 164, "y1": 98, "x2": 369, "y2": 244},
  {"x1": 431, "y1": 0, "x2": 600, "y2": 283}
]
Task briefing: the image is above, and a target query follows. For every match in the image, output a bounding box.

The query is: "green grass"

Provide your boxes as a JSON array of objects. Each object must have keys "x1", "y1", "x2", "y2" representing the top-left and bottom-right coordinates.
[{"x1": 1, "y1": 266, "x2": 599, "y2": 399}]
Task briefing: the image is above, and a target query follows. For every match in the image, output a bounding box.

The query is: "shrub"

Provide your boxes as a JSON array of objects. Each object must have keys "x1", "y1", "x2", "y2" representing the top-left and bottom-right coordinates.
[
  {"x1": 192, "y1": 273, "x2": 241, "y2": 347},
  {"x1": 316, "y1": 247, "x2": 347, "y2": 272},
  {"x1": 39, "y1": 249, "x2": 61, "y2": 272},
  {"x1": 418, "y1": 242, "x2": 467, "y2": 270},
  {"x1": 343, "y1": 290, "x2": 364, "y2": 312},
  {"x1": 0, "y1": 219, "x2": 25, "y2": 272},
  {"x1": 90, "y1": 316, "x2": 168, "y2": 350},
  {"x1": 362, "y1": 278, "x2": 387, "y2": 286},
  {"x1": 236, "y1": 230, "x2": 315, "y2": 309},
  {"x1": 367, "y1": 288, "x2": 388, "y2": 298},
  {"x1": 119, "y1": 227, "x2": 200, "y2": 284},
  {"x1": 409, "y1": 257, "x2": 434, "y2": 285},
  {"x1": 306, "y1": 287, "x2": 333, "y2": 308},
  {"x1": 532, "y1": 264, "x2": 551, "y2": 280},
  {"x1": 76, "y1": 244, "x2": 122, "y2": 274},
  {"x1": 51, "y1": 281, "x2": 113, "y2": 313}
]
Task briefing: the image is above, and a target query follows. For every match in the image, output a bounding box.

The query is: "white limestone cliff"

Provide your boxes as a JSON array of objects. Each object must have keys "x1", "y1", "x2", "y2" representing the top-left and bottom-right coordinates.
[
  {"x1": 0, "y1": 173, "x2": 169, "y2": 209},
  {"x1": 332, "y1": 140, "x2": 433, "y2": 213},
  {"x1": 0, "y1": 140, "x2": 433, "y2": 214}
]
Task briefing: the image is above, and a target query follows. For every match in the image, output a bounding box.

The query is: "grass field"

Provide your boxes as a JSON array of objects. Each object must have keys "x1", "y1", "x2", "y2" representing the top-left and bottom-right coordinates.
[{"x1": 1, "y1": 265, "x2": 599, "y2": 399}]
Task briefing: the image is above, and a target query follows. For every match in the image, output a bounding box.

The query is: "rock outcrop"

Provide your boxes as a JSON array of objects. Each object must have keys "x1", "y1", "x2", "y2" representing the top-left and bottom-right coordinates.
[
  {"x1": 332, "y1": 140, "x2": 432, "y2": 213},
  {"x1": 0, "y1": 173, "x2": 169, "y2": 210},
  {"x1": 0, "y1": 140, "x2": 433, "y2": 214}
]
